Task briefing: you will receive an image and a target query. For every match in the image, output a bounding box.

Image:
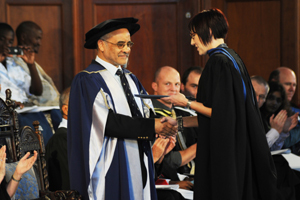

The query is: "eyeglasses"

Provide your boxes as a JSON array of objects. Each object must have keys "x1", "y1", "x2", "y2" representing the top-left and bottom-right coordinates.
[{"x1": 102, "y1": 39, "x2": 134, "y2": 49}]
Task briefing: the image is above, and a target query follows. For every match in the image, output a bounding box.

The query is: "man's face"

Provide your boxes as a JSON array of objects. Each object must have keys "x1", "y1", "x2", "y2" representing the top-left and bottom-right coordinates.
[
  {"x1": 181, "y1": 71, "x2": 201, "y2": 98},
  {"x1": 98, "y1": 28, "x2": 131, "y2": 66},
  {"x1": 279, "y1": 71, "x2": 297, "y2": 102},
  {"x1": 0, "y1": 31, "x2": 13, "y2": 62},
  {"x1": 25, "y1": 28, "x2": 42, "y2": 53},
  {"x1": 152, "y1": 67, "x2": 181, "y2": 105},
  {"x1": 190, "y1": 32, "x2": 210, "y2": 55},
  {"x1": 0, "y1": 30, "x2": 14, "y2": 56},
  {"x1": 251, "y1": 80, "x2": 268, "y2": 108}
]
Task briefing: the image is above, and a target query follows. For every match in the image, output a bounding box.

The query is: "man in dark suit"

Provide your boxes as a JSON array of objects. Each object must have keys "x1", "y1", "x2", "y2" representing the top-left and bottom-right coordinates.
[{"x1": 45, "y1": 87, "x2": 70, "y2": 190}]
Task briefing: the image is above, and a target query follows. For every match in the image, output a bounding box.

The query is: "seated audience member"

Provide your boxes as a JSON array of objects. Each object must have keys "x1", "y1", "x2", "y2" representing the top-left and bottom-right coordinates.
[
  {"x1": 0, "y1": 22, "x2": 42, "y2": 103},
  {"x1": 14, "y1": 21, "x2": 60, "y2": 106},
  {"x1": 251, "y1": 76, "x2": 298, "y2": 150},
  {"x1": 0, "y1": 23, "x2": 60, "y2": 146},
  {"x1": 0, "y1": 145, "x2": 38, "y2": 200},
  {"x1": 152, "y1": 136, "x2": 185, "y2": 200},
  {"x1": 259, "y1": 81, "x2": 298, "y2": 150},
  {"x1": 269, "y1": 67, "x2": 297, "y2": 107},
  {"x1": 180, "y1": 66, "x2": 203, "y2": 100},
  {"x1": 269, "y1": 67, "x2": 300, "y2": 154},
  {"x1": 45, "y1": 87, "x2": 70, "y2": 191},
  {"x1": 152, "y1": 66, "x2": 196, "y2": 189}
]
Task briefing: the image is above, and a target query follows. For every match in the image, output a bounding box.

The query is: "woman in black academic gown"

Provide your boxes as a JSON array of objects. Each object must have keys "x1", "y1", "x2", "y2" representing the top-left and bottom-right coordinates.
[
  {"x1": 0, "y1": 145, "x2": 37, "y2": 199},
  {"x1": 163, "y1": 8, "x2": 277, "y2": 200}
]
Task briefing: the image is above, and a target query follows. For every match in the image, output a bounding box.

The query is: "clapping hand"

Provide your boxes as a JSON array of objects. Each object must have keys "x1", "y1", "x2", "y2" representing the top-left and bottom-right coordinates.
[
  {"x1": 152, "y1": 136, "x2": 176, "y2": 164},
  {"x1": 269, "y1": 110, "x2": 287, "y2": 133},
  {"x1": 0, "y1": 145, "x2": 6, "y2": 183},
  {"x1": 163, "y1": 136, "x2": 176, "y2": 155},
  {"x1": 283, "y1": 112, "x2": 299, "y2": 133},
  {"x1": 14, "y1": 151, "x2": 38, "y2": 181}
]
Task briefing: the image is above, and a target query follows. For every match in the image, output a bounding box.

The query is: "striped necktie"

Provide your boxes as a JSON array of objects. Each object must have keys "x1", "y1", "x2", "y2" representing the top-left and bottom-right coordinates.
[
  {"x1": 116, "y1": 69, "x2": 142, "y2": 117},
  {"x1": 116, "y1": 68, "x2": 151, "y2": 188}
]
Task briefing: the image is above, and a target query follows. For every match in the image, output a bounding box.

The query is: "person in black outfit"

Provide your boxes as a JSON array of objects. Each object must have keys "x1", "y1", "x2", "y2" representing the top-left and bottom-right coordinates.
[
  {"x1": 46, "y1": 87, "x2": 71, "y2": 190},
  {"x1": 164, "y1": 8, "x2": 277, "y2": 200}
]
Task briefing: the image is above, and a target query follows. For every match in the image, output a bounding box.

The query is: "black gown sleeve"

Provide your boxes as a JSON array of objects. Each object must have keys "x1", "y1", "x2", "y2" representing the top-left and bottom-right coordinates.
[{"x1": 105, "y1": 109, "x2": 156, "y2": 141}]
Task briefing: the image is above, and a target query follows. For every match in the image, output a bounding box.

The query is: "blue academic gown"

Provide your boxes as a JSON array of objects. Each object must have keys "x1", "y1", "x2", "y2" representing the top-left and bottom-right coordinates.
[{"x1": 68, "y1": 60, "x2": 157, "y2": 200}]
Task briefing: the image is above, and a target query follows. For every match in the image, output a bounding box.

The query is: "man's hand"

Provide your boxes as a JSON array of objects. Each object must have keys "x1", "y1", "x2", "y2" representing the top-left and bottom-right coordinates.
[
  {"x1": 154, "y1": 117, "x2": 177, "y2": 137},
  {"x1": 18, "y1": 46, "x2": 43, "y2": 95},
  {"x1": 163, "y1": 136, "x2": 176, "y2": 155},
  {"x1": 269, "y1": 110, "x2": 287, "y2": 133},
  {"x1": 152, "y1": 138, "x2": 169, "y2": 163},
  {"x1": 169, "y1": 180, "x2": 194, "y2": 190},
  {"x1": 152, "y1": 136, "x2": 176, "y2": 164},
  {"x1": 19, "y1": 46, "x2": 35, "y2": 65},
  {"x1": 283, "y1": 112, "x2": 299, "y2": 133}
]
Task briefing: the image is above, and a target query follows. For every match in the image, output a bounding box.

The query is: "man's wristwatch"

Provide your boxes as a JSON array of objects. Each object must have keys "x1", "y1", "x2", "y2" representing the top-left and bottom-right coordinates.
[
  {"x1": 186, "y1": 99, "x2": 192, "y2": 109},
  {"x1": 177, "y1": 116, "x2": 183, "y2": 132}
]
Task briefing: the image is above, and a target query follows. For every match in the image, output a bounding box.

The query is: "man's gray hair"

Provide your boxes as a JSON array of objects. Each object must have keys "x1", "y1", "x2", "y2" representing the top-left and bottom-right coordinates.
[{"x1": 251, "y1": 75, "x2": 269, "y2": 91}]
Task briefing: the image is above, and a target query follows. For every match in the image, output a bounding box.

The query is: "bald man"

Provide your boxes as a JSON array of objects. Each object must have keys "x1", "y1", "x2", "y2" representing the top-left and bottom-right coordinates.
[
  {"x1": 269, "y1": 67, "x2": 300, "y2": 154},
  {"x1": 269, "y1": 67, "x2": 297, "y2": 103},
  {"x1": 151, "y1": 66, "x2": 197, "y2": 190}
]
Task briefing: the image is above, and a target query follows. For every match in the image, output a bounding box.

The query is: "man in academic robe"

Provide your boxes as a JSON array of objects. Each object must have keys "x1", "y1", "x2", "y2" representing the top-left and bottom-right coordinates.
[{"x1": 68, "y1": 18, "x2": 177, "y2": 200}]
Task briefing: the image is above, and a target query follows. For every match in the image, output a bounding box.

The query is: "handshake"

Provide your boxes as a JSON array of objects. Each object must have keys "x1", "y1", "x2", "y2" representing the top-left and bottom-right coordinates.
[{"x1": 155, "y1": 116, "x2": 178, "y2": 137}]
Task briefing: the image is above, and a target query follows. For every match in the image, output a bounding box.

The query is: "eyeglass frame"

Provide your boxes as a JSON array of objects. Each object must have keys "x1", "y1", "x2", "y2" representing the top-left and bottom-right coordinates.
[{"x1": 101, "y1": 39, "x2": 134, "y2": 49}]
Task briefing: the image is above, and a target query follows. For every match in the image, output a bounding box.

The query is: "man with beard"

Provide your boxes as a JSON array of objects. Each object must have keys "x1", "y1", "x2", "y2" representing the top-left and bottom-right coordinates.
[{"x1": 180, "y1": 66, "x2": 202, "y2": 100}]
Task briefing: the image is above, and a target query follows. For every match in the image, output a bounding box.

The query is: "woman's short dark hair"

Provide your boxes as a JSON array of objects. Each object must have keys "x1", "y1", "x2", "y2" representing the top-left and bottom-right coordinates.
[
  {"x1": 188, "y1": 8, "x2": 229, "y2": 46},
  {"x1": 264, "y1": 81, "x2": 292, "y2": 116}
]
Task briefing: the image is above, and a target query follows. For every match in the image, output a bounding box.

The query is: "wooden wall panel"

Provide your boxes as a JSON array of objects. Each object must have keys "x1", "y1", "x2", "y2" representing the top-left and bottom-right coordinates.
[
  {"x1": 203, "y1": 0, "x2": 300, "y2": 105},
  {"x1": 0, "y1": 0, "x2": 74, "y2": 92},
  {"x1": 226, "y1": 1, "x2": 280, "y2": 78},
  {"x1": 281, "y1": 0, "x2": 300, "y2": 105},
  {"x1": 2, "y1": 0, "x2": 299, "y2": 103},
  {"x1": 94, "y1": 3, "x2": 177, "y2": 93}
]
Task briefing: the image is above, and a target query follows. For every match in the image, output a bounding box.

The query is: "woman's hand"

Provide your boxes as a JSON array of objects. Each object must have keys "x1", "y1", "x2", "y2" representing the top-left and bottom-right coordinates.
[
  {"x1": 14, "y1": 151, "x2": 38, "y2": 180},
  {"x1": 283, "y1": 112, "x2": 299, "y2": 133},
  {"x1": 269, "y1": 110, "x2": 287, "y2": 133},
  {"x1": 162, "y1": 93, "x2": 188, "y2": 107},
  {"x1": 0, "y1": 145, "x2": 6, "y2": 183}
]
